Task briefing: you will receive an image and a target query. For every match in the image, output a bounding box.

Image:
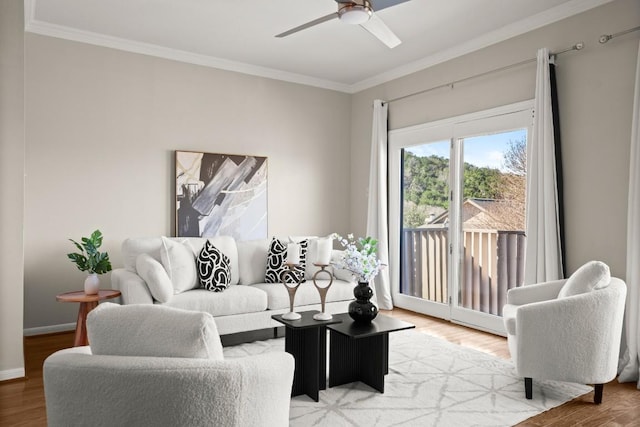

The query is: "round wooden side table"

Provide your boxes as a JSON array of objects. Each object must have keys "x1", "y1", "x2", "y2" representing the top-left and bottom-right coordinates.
[{"x1": 56, "y1": 289, "x2": 121, "y2": 347}]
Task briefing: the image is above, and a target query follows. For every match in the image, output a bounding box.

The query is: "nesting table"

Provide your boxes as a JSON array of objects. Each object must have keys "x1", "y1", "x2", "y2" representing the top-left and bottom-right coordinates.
[
  {"x1": 271, "y1": 310, "x2": 341, "y2": 402},
  {"x1": 272, "y1": 310, "x2": 415, "y2": 400},
  {"x1": 327, "y1": 313, "x2": 415, "y2": 393}
]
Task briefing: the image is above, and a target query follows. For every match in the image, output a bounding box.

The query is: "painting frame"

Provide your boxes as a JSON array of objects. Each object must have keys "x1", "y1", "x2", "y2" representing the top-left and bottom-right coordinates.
[{"x1": 175, "y1": 150, "x2": 268, "y2": 241}]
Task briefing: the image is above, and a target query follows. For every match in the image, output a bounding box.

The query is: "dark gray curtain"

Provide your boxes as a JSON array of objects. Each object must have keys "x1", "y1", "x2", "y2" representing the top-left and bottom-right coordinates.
[{"x1": 549, "y1": 62, "x2": 566, "y2": 277}]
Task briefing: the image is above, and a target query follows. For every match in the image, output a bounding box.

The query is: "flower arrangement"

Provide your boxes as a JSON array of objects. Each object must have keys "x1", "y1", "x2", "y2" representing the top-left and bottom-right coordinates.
[{"x1": 332, "y1": 233, "x2": 383, "y2": 283}]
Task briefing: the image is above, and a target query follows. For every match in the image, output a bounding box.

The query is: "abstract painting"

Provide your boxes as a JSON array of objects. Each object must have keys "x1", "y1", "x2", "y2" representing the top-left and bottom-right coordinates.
[{"x1": 175, "y1": 151, "x2": 267, "y2": 240}]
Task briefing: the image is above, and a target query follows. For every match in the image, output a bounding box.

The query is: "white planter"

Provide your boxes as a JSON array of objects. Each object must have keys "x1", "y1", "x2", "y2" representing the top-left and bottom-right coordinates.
[{"x1": 84, "y1": 273, "x2": 100, "y2": 295}]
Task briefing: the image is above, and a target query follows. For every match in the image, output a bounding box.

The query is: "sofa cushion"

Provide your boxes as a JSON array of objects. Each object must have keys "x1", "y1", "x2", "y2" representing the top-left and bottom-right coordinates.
[
  {"x1": 251, "y1": 279, "x2": 354, "y2": 310},
  {"x1": 237, "y1": 239, "x2": 270, "y2": 285},
  {"x1": 121, "y1": 237, "x2": 164, "y2": 272},
  {"x1": 160, "y1": 237, "x2": 199, "y2": 294},
  {"x1": 264, "y1": 237, "x2": 287, "y2": 284},
  {"x1": 135, "y1": 253, "x2": 173, "y2": 303},
  {"x1": 121, "y1": 236, "x2": 240, "y2": 286},
  {"x1": 186, "y1": 236, "x2": 240, "y2": 286},
  {"x1": 265, "y1": 237, "x2": 307, "y2": 284},
  {"x1": 163, "y1": 286, "x2": 268, "y2": 317},
  {"x1": 87, "y1": 302, "x2": 224, "y2": 360},
  {"x1": 331, "y1": 249, "x2": 355, "y2": 282},
  {"x1": 197, "y1": 240, "x2": 231, "y2": 292},
  {"x1": 558, "y1": 261, "x2": 610, "y2": 298}
]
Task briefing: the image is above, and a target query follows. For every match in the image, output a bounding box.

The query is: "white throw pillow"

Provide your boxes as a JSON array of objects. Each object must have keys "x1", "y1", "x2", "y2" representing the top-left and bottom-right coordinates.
[
  {"x1": 236, "y1": 239, "x2": 270, "y2": 285},
  {"x1": 121, "y1": 237, "x2": 163, "y2": 273},
  {"x1": 135, "y1": 253, "x2": 173, "y2": 303},
  {"x1": 160, "y1": 237, "x2": 198, "y2": 294},
  {"x1": 288, "y1": 235, "x2": 318, "y2": 243},
  {"x1": 558, "y1": 260, "x2": 611, "y2": 298},
  {"x1": 87, "y1": 302, "x2": 224, "y2": 360},
  {"x1": 331, "y1": 249, "x2": 355, "y2": 282},
  {"x1": 300, "y1": 235, "x2": 334, "y2": 279}
]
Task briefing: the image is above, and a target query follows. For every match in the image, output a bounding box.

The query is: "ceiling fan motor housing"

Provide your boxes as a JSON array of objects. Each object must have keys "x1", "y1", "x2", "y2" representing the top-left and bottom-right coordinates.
[
  {"x1": 276, "y1": 0, "x2": 403, "y2": 48},
  {"x1": 338, "y1": 0, "x2": 373, "y2": 25}
]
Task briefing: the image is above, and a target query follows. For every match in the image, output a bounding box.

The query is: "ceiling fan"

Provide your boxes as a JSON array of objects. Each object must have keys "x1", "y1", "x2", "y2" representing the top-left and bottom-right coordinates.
[{"x1": 275, "y1": 0, "x2": 410, "y2": 49}]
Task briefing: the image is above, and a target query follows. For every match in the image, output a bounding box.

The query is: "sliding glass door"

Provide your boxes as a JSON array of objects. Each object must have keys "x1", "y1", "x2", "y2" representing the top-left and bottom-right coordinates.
[
  {"x1": 451, "y1": 128, "x2": 528, "y2": 332},
  {"x1": 398, "y1": 139, "x2": 452, "y2": 319},
  {"x1": 389, "y1": 102, "x2": 533, "y2": 334}
]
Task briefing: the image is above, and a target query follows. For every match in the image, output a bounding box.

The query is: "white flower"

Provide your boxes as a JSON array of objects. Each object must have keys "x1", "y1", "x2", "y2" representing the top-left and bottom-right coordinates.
[{"x1": 332, "y1": 234, "x2": 382, "y2": 283}]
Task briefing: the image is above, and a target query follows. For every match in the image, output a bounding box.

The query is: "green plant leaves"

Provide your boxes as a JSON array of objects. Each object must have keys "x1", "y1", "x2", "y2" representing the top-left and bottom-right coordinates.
[{"x1": 67, "y1": 229, "x2": 112, "y2": 274}]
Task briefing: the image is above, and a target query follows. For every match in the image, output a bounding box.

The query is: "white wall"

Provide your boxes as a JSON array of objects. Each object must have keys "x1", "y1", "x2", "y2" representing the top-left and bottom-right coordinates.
[
  {"x1": 23, "y1": 35, "x2": 352, "y2": 329},
  {"x1": 15, "y1": 0, "x2": 640, "y2": 333},
  {"x1": 350, "y1": 0, "x2": 639, "y2": 279},
  {"x1": 0, "y1": 0, "x2": 26, "y2": 379}
]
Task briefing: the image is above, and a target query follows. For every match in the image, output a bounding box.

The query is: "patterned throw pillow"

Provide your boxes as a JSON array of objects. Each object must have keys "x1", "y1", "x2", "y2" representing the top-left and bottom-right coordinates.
[
  {"x1": 265, "y1": 237, "x2": 307, "y2": 284},
  {"x1": 197, "y1": 240, "x2": 231, "y2": 292}
]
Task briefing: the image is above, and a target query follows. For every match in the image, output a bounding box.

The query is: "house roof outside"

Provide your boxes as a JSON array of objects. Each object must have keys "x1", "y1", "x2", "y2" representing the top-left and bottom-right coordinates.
[{"x1": 425, "y1": 198, "x2": 525, "y2": 231}]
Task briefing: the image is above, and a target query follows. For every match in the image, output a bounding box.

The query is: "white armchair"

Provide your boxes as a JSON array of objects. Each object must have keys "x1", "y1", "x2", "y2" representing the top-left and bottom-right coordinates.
[
  {"x1": 44, "y1": 303, "x2": 295, "y2": 427},
  {"x1": 502, "y1": 262, "x2": 626, "y2": 404}
]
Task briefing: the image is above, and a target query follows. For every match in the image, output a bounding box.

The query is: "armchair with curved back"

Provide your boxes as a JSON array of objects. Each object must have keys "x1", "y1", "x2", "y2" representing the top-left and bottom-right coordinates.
[
  {"x1": 43, "y1": 303, "x2": 294, "y2": 427},
  {"x1": 502, "y1": 261, "x2": 626, "y2": 404}
]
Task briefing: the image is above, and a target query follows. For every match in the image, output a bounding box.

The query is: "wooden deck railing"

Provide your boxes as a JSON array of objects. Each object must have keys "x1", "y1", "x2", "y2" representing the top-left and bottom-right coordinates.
[{"x1": 401, "y1": 227, "x2": 525, "y2": 316}]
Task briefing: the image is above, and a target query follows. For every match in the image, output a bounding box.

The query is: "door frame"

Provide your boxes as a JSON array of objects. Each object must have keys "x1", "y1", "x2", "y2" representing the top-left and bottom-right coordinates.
[{"x1": 389, "y1": 100, "x2": 534, "y2": 335}]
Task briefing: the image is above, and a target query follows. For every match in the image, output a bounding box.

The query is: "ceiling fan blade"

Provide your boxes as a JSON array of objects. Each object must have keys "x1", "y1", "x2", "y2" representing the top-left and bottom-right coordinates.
[
  {"x1": 360, "y1": 12, "x2": 401, "y2": 48},
  {"x1": 275, "y1": 12, "x2": 339, "y2": 38},
  {"x1": 369, "y1": 0, "x2": 411, "y2": 12}
]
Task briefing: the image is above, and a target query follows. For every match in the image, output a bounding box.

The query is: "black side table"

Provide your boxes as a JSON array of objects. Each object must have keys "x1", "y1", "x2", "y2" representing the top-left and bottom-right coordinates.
[
  {"x1": 271, "y1": 310, "x2": 342, "y2": 401},
  {"x1": 327, "y1": 313, "x2": 415, "y2": 393}
]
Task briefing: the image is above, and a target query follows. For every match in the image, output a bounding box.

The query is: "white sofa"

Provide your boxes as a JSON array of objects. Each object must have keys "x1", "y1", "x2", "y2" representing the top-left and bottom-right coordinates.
[
  {"x1": 111, "y1": 236, "x2": 356, "y2": 335},
  {"x1": 44, "y1": 303, "x2": 294, "y2": 427}
]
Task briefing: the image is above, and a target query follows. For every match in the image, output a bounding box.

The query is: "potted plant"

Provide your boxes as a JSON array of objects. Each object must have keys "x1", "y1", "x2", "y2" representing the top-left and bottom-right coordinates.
[{"x1": 67, "y1": 229, "x2": 112, "y2": 295}]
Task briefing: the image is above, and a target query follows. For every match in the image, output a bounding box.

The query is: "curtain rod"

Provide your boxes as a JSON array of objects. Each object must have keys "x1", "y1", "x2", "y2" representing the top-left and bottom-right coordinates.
[
  {"x1": 599, "y1": 25, "x2": 640, "y2": 44},
  {"x1": 385, "y1": 42, "x2": 584, "y2": 105}
]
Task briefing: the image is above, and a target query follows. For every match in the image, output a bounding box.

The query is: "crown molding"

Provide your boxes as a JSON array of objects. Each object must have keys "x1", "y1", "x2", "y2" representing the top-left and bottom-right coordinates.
[
  {"x1": 24, "y1": 0, "x2": 613, "y2": 95},
  {"x1": 349, "y1": 0, "x2": 615, "y2": 93},
  {"x1": 23, "y1": 2, "x2": 351, "y2": 93}
]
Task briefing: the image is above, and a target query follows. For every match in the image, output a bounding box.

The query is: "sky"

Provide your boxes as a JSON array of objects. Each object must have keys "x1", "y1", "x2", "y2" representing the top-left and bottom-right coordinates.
[{"x1": 405, "y1": 128, "x2": 527, "y2": 172}]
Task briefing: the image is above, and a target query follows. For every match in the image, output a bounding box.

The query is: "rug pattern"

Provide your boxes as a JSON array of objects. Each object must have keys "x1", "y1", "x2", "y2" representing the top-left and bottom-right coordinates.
[{"x1": 223, "y1": 330, "x2": 591, "y2": 427}]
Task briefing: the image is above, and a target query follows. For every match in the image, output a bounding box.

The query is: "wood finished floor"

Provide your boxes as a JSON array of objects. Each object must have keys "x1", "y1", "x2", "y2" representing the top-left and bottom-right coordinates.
[{"x1": 1, "y1": 308, "x2": 638, "y2": 426}]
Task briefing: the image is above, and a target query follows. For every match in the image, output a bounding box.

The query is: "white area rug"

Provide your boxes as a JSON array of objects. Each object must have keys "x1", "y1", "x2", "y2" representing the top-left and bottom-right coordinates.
[{"x1": 223, "y1": 330, "x2": 591, "y2": 427}]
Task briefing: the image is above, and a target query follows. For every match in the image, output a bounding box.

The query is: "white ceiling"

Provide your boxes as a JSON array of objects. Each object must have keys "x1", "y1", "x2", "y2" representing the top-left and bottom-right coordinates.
[{"x1": 25, "y1": 0, "x2": 612, "y2": 93}]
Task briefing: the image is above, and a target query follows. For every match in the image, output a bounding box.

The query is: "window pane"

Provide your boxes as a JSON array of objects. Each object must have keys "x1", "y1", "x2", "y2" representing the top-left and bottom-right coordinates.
[
  {"x1": 400, "y1": 141, "x2": 450, "y2": 303},
  {"x1": 460, "y1": 129, "x2": 527, "y2": 316}
]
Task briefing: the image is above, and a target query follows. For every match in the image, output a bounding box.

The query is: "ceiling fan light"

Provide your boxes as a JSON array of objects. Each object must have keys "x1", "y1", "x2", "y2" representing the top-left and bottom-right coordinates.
[{"x1": 339, "y1": 5, "x2": 372, "y2": 25}]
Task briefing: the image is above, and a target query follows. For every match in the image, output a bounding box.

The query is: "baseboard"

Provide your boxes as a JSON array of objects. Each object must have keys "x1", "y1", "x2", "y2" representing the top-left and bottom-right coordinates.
[
  {"x1": 23, "y1": 322, "x2": 75, "y2": 336},
  {"x1": 0, "y1": 367, "x2": 26, "y2": 381}
]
